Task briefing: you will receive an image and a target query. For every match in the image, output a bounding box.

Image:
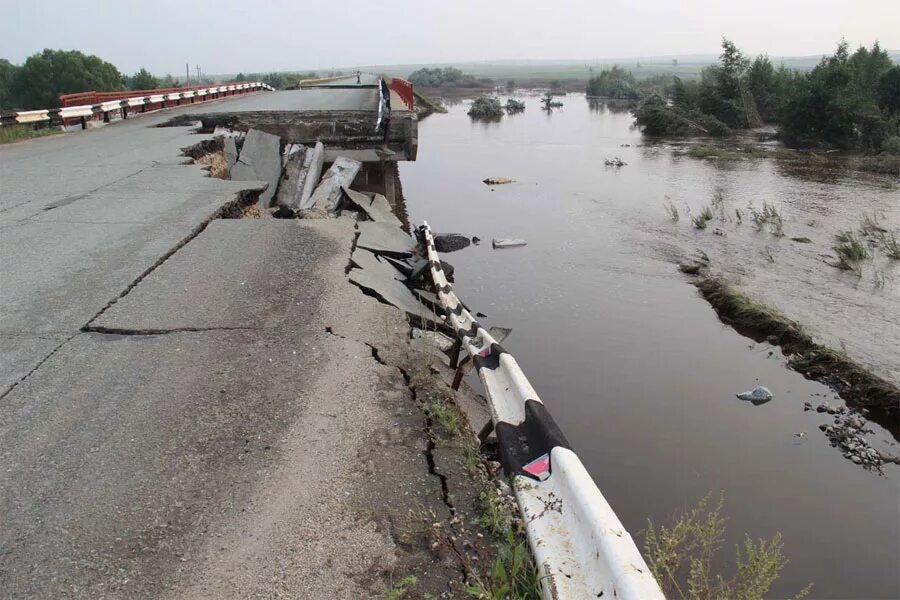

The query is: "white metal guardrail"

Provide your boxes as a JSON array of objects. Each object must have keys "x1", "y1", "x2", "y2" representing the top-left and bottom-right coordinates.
[
  {"x1": 420, "y1": 222, "x2": 665, "y2": 600},
  {"x1": 0, "y1": 82, "x2": 274, "y2": 128}
]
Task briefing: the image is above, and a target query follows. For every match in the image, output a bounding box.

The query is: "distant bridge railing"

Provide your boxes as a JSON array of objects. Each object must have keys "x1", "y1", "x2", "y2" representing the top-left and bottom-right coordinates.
[
  {"x1": 419, "y1": 222, "x2": 665, "y2": 600},
  {"x1": 0, "y1": 81, "x2": 273, "y2": 129},
  {"x1": 389, "y1": 77, "x2": 415, "y2": 111}
]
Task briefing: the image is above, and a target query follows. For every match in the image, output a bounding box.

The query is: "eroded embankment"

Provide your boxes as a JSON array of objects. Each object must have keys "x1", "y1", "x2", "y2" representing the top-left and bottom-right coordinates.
[{"x1": 689, "y1": 274, "x2": 900, "y2": 436}]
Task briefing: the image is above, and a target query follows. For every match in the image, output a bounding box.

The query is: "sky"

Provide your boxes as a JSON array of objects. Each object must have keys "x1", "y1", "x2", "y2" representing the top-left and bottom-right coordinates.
[{"x1": 2, "y1": 0, "x2": 898, "y2": 75}]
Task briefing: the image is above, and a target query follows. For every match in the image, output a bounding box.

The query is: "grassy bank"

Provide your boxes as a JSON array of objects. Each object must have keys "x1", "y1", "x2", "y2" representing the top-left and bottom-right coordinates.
[
  {"x1": 0, "y1": 124, "x2": 63, "y2": 144},
  {"x1": 691, "y1": 276, "x2": 899, "y2": 432}
]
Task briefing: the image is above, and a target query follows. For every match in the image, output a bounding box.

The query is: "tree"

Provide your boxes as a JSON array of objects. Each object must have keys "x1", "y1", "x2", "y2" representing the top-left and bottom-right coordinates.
[
  {"x1": 130, "y1": 68, "x2": 159, "y2": 91},
  {"x1": 0, "y1": 58, "x2": 20, "y2": 110},
  {"x1": 586, "y1": 66, "x2": 638, "y2": 99},
  {"x1": 11, "y1": 49, "x2": 122, "y2": 109},
  {"x1": 877, "y1": 65, "x2": 900, "y2": 115}
]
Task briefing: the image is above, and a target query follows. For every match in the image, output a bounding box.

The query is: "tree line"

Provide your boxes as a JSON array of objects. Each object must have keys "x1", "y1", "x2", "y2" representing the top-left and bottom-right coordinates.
[
  {"x1": 408, "y1": 67, "x2": 493, "y2": 89},
  {"x1": 0, "y1": 48, "x2": 323, "y2": 111},
  {"x1": 631, "y1": 38, "x2": 899, "y2": 152}
]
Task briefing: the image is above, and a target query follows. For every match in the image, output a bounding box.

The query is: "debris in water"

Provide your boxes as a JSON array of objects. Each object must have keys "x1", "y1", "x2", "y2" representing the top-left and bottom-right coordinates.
[
  {"x1": 433, "y1": 233, "x2": 471, "y2": 253},
  {"x1": 736, "y1": 385, "x2": 773, "y2": 405},
  {"x1": 679, "y1": 263, "x2": 702, "y2": 275},
  {"x1": 492, "y1": 238, "x2": 527, "y2": 249},
  {"x1": 483, "y1": 177, "x2": 513, "y2": 186},
  {"x1": 472, "y1": 236, "x2": 481, "y2": 245},
  {"x1": 604, "y1": 157, "x2": 627, "y2": 167}
]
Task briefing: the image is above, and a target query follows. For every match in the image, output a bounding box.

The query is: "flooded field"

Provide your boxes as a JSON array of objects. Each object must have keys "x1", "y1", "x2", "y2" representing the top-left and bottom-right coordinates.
[{"x1": 399, "y1": 93, "x2": 899, "y2": 598}]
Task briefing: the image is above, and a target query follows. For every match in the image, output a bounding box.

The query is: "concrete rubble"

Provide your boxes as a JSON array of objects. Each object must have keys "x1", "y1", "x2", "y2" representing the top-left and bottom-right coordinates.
[
  {"x1": 305, "y1": 156, "x2": 362, "y2": 217},
  {"x1": 357, "y1": 221, "x2": 416, "y2": 257},
  {"x1": 492, "y1": 238, "x2": 527, "y2": 248},
  {"x1": 229, "y1": 128, "x2": 283, "y2": 208}
]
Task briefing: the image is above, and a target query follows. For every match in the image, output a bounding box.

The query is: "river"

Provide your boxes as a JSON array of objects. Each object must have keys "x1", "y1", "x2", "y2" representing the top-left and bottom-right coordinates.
[{"x1": 398, "y1": 92, "x2": 899, "y2": 598}]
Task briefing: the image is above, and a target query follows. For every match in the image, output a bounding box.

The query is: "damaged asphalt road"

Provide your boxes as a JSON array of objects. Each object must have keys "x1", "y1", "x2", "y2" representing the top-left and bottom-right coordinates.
[{"x1": 0, "y1": 115, "x2": 495, "y2": 598}]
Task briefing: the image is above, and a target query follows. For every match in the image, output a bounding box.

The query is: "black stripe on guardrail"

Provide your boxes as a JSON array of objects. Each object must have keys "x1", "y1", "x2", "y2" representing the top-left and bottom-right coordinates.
[
  {"x1": 436, "y1": 283, "x2": 452, "y2": 294},
  {"x1": 473, "y1": 342, "x2": 507, "y2": 371},
  {"x1": 495, "y1": 399, "x2": 572, "y2": 480},
  {"x1": 431, "y1": 260, "x2": 443, "y2": 272},
  {"x1": 458, "y1": 322, "x2": 479, "y2": 339}
]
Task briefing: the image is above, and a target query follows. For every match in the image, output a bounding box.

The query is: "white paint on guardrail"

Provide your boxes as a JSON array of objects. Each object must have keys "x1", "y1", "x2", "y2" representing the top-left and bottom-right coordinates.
[
  {"x1": 420, "y1": 221, "x2": 665, "y2": 600},
  {"x1": 0, "y1": 82, "x2": 274, "y2": 127}
]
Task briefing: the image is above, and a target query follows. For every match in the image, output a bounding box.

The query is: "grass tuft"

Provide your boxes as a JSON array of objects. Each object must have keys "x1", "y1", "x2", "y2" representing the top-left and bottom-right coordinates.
[
  {"x1": 465, "y1": 531, "x2": 543, "y2": 600},
  {"x1": 833, "y1": 232, "x2": 869, "y2": 270},
  {"x1": 878, "y1": 231, "x2": 900, "y2": 259},
  {"x1": 664, "y1": 201, "x2": 680, "y2": 222},
  {"x1": 644, "y1": 493, "x2": 812, "y2": 600},
  {"x1": 749, "y1": 202, "x2": 783, "y2": 236},
  {"x1": 385, "y1": 575, "x2": 418, "y2": 600}
]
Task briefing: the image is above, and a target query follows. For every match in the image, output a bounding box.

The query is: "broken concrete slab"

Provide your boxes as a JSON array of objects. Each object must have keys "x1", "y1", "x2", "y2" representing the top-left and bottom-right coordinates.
[
  {"x1": 297, "y1": 141, "x2": 325, "y2": 211},
  {"x1": 273, "y1": 145, "x2": 309, "y2": 212},
  {"x1": 91, "y1": 220, "x2": 337, "y2": 331},
  {"x1": 224, "y1": 137, "x2": 238, "y2": 172},
  {"x1": 492, "y1": 238, "x2": 527, "y2": 249},
  {"x1": 356, "y1": 222, "x2": 415, "y2": 257},
  {"x1": 229, "y1": 128, "x2": 283, "y2": 208},
  {"x1": 433, "y1": 234, "x2": 471, "y2": 253},
  {"x1": 342, "y1": 187, "x2": 403, "y2": 228},
  {"x1": 348, "y1": 249, "x2": 437, "y2": 322},
  {"x1": 305, "y1": 156, "x2": 362, "y2": 216},
  {"x1": 483, "y1": 177, "x2": 513, "y2": 185}
]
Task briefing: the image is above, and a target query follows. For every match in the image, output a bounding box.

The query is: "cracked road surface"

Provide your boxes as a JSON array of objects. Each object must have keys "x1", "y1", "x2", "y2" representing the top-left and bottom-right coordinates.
[{"x1": 0, "y1": 115, "x2": 462, "y2": 597}]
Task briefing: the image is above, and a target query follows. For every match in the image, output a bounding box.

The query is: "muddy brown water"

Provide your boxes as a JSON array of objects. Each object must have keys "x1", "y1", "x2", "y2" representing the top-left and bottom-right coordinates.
[{"x1": 399, "y1": 93, "x2": 899, "y2": 599}]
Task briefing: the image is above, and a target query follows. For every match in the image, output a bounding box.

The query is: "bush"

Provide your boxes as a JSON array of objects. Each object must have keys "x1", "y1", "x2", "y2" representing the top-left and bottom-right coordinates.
[
  {"x1": 635, "y1": 95, "x2": 732, "y2": 137},
  {"x1": 468, "y1": 96, "x2": 503, "y2": 120}
]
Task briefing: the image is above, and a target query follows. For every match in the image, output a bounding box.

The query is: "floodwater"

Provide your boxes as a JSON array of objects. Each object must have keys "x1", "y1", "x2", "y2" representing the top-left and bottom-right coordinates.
[{"x1": 399, "y1": 93, "x2": 900, "y2": 598}]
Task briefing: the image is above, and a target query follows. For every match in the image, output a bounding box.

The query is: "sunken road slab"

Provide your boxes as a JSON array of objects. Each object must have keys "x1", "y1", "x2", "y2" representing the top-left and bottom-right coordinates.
[
  {"x1": 93, "y1": 220, "x2": 336, "y2": 332},
  {"x1": 356, "y1": 221, "x2": 416, "y2": 257}
]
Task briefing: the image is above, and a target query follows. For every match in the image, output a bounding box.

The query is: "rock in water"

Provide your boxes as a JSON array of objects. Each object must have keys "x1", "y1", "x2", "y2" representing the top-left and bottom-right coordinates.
[
  {"x1": 483, "y1": 177, "x2": 513, "y2": 185},
  {"x1": 492, "y1": 238, "x2": 527, "y2": 249},
  {"x1": 736, "y1": 385, "x2": 774, "y2": 405},
  {"x1": 433, "y1": 234, "x2": 471, "y2": 253}
]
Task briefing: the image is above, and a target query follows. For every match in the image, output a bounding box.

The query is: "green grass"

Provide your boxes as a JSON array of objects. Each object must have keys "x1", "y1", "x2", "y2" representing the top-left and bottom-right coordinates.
[
  {"x1": 385, "y1": 575, "x2": 418, "y2": 600},
  {"x1": 465, "y1": 532, "x2": 543, "y2": 600},
  {"x1": 0, "y1": 124, "x2": 62, "y2": 144},
  {"x1": 429, "y1": 400, "x2": 459, "y2": 436},
  {"x1": 644, "y1": 494, "x2": 812, "y2": 600}
]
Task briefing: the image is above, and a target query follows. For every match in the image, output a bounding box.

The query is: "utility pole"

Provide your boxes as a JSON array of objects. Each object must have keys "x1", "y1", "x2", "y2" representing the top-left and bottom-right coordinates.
[
  {"x1": 196, "y1": 65, "x2": 201, "y2": 83},
  {"x1": 186, "y1": 63, "x2": 190, "y2": 84}
]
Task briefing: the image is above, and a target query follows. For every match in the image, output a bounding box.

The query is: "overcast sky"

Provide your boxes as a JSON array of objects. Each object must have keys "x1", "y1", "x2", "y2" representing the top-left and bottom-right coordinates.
[{"x1": 2, "y1": 0, "x2": 898, "y2": 75}]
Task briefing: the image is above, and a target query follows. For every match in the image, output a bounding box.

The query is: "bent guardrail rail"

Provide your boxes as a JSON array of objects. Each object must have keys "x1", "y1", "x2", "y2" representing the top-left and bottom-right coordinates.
[
  {"x1": 0, "y1": 82, "x2": 274, "y2": 129},
  {"x1": 419, "y1": 222, "x2": 665, "y2": 600}
]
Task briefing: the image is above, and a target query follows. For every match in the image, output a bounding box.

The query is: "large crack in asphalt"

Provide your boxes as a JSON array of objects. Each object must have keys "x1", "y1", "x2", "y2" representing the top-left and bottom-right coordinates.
[
  {"x1": 1, "y1": 185, "x2": 264, "y2": 402},
  {"x1": 82, "y1": 187, "x2": 263, "y2": 329},
  {"x1": 82, "y1": 325, "x2": 257, "y2": 336}
]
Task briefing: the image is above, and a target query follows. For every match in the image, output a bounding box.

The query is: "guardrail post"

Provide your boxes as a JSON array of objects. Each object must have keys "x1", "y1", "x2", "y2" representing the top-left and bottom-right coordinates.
[{"x1": 80, "y1": 116, "x2": 87, "y2": 130}]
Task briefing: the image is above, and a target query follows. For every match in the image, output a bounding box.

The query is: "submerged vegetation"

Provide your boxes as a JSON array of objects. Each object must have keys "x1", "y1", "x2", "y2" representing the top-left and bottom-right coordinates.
[
  {"x1": 409, "y1": 66, "x2": 492, "y2": 89},
  {"x1": 468, "y1": 96, "x2": 504, "y2": 120},
  {"x1": 644, "y1": 494, "x2": 812, "y2": 600}
]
